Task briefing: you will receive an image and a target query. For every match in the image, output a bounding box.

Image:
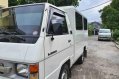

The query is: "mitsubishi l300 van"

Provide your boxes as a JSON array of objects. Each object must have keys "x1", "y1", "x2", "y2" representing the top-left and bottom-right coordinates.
[{"x1": 0, "y1": 3, "x2": 88, "y2": 79}]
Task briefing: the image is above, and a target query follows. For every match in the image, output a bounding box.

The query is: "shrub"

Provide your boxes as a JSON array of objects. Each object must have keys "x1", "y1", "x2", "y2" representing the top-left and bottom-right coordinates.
[
  {"x1": 88, "y1": 25, "x2": 94, "y2": 36},
  {"x1": 113, "y1": 29, "x2": 119, "y2": 40},
  {"x1": 117, "y1": 37, "x2": 119, "y2": 42}
]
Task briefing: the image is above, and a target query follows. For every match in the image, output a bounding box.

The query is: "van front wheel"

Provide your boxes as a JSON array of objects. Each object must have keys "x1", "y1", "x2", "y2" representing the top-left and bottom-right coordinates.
[{"x1": 59, "y1": 64, "x2": 69, "y2": 79}]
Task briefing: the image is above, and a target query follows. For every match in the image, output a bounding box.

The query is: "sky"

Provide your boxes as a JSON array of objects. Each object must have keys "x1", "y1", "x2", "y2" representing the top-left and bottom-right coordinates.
[{"x1": 77, "y1": 0, "x2": 112, "y2": 23}]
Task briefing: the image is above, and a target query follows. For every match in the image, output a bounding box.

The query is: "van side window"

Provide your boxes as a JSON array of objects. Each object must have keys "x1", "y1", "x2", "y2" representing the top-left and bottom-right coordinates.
[
  {"x1": 84, "y1": 18, "x2": 87, "y2": 30},
  {"x1": 75, "y1": 12, "x2": 83, "y2": 30},
  {"x1": 48, "y1": 12, "x2": 68, "y2": 35}
]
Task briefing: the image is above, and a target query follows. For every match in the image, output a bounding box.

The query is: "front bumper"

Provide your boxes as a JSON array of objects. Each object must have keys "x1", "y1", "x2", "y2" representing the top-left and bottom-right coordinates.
[
  {"x1": 0, "y1": 75, "x2": 28, "y2": 79},
  {"x1": 98, "y1": 36, "x2": 111, "y2": 40}
]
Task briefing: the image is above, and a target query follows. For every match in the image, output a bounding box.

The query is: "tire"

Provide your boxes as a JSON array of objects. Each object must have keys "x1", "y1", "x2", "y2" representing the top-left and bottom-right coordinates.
[
  {"x1": 109, "y1": 38, "x2": 112, "y2": 41},
  {"x1": 84, "y1": 50, "x2": 87, "y2": 57},
  {"x1": 98, "y1": 38, "x2": 100, "y2": 41},
  {"x1": 84, "y1": 47, "x2": 87, "y2": 57},
  {"x1": 59, "y1": 64, "x2": 70, "y2": 79},
  {"x1": 77, "y1": 54, "x2": 84, "y2": 64}
]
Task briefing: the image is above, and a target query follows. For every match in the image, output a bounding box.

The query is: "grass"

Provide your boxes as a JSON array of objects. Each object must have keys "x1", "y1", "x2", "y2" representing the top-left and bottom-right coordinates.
[
  {"x1": 117, "y1": 41, "x2": 119, "y2": 45},
  {"x1": 115, "y1": 41, "x2": 119, "y2": 45}
]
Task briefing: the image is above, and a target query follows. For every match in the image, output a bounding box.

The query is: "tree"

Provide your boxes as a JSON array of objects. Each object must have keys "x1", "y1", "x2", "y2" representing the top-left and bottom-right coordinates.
[
  {"x1": 111, "y1": 0, "x2": 119, "y2": 11},
  {"x1": 101, "y1": 6, "x2": 119, "y2": 30},
  {"x1": 88, "y1": 24, "x2": 94, "y2": 36},
  {"x1": 8, "y1": 0, "x2": 79, "y2": 6},
  {"x1": 100, "y1": 0, "x2": 119, "y2": 40},
  {"x1": 100, "y1": 0, "x2": 119, "y2": 31}
]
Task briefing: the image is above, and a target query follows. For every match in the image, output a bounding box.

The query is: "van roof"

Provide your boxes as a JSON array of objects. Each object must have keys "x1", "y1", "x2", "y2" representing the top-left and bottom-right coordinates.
[
  {"x1": 0, "y1": 3, "x2": 64, "y2": 12},
  {"x1": 59, "y1": 6, "x2": 87, "y2": 19}
]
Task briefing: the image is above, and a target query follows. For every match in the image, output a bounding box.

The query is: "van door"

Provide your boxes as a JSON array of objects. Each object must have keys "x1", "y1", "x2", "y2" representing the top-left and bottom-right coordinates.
[{"x1": 44, "y1": 7, "x2": 73, "y2": 79}]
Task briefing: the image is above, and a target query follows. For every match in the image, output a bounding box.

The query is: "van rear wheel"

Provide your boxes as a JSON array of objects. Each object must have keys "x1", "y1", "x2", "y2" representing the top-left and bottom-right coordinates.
[
  {"x1": 59, "y1": 64, "x2": 69, "y2": 79},
  {"x1": 77, "y1": 54, "x2": 84, "y2": 64},
  {"x1": 84, "y1": 47, "x2": 87, "y2": 57}
]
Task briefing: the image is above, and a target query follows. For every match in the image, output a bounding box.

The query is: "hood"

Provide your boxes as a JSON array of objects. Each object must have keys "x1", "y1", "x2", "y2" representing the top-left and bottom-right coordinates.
[{"x1": 0, "y1": 42, "x2": 29, "y2": 62}]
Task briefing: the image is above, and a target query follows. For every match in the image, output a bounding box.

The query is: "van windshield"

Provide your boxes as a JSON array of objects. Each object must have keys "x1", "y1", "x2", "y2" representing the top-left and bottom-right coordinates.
[{"x1": 0, "y1": 5, "x2": 44, "y2": 44}]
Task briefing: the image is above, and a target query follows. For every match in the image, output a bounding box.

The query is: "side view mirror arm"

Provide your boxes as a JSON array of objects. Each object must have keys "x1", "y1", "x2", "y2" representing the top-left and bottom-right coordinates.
[
  {"x1": 51, "y1": 32, "x2": 54, "y2": 41},
  {"x1": 49, "y1": 21, "x2": 55, "y2": 41}
]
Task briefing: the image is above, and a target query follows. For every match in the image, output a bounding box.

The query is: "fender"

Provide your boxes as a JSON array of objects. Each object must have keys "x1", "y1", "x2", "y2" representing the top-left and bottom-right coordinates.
[{"x1": 45, "y1": 56, "x2": 71, "y2": 79}]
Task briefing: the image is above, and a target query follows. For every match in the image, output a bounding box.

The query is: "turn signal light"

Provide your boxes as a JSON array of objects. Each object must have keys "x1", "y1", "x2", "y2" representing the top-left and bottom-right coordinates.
[{"x1": 29, "y1": 64, "x2": 39, "y2": 74}]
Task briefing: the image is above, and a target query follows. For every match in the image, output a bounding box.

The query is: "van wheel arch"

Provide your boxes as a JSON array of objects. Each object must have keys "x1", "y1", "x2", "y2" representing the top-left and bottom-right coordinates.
[{"x1": 58, "y1": 59, "x2": 71, "y2": 79}]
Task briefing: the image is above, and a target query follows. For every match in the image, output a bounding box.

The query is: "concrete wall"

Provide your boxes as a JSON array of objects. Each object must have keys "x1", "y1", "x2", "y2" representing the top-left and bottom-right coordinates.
[{"x1": 0, "y1": 0, "x2": 8, "y2": 8}]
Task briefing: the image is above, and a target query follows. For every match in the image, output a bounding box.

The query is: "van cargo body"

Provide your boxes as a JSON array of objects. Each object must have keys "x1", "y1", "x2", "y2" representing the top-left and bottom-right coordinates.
[{"x1": 0, "y1": 3, "x2": 88, "y2": 79}]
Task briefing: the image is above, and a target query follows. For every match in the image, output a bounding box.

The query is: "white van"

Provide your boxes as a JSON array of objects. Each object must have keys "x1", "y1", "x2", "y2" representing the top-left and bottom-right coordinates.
[
  {"x1": 0, "y1": 3, "x2": 88, "y2": 79},
  {"x1": 98, "y1": 29, "x2": 111, "y2": 41}
]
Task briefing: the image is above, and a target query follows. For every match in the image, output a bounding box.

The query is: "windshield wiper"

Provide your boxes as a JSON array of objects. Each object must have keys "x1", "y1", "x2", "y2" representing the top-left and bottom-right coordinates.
[
  {"x1": 0, "y1": 31, "x2": 12, "y2": 35},
  {"x1": 0, "y1": 31, "x2": 26, "y2": 41},
  {"x1": 11, "y1": 35, "x2": 26, "y2": 41}
]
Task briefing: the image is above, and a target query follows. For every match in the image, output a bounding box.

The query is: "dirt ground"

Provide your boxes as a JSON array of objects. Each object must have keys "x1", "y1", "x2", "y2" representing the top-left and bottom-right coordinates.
[{"x1": 71, "y1": 36, "x2": 119, "y2": 79}]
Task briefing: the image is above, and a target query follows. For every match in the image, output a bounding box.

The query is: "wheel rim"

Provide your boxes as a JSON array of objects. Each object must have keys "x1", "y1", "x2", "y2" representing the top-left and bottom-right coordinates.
[{"x1": 61, "y1": 69, "x2": 68, "y2": 79}]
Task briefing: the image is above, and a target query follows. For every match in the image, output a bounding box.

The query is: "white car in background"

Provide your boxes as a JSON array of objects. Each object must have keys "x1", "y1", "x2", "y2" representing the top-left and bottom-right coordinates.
[{"x1": 98, "y1": 29, "x2": 111, "y2": 41}]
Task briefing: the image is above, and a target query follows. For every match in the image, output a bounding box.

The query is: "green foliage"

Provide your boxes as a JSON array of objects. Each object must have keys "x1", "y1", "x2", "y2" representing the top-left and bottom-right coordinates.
[
  {"x1": 117, "y1": 37, "x2": 119, "y2": 42},
  {"x1": 88, "y1": 24, "x2": 94, "y2": 36},
  {"x1": 100, "y1": 0, "x2": 119, "y2": 40},
  {"x1": 8, "y1": 0, "x2": 79, "y2": 6},
  {"x1": 113, "y1": 29, "x2": 119, "y2": 40},
  {"x1": 101, "y1": 5, "x2": 119, "y2": 30},
  {"x1": 111, "y1": 0, "x2": 119, "y2": 11}
]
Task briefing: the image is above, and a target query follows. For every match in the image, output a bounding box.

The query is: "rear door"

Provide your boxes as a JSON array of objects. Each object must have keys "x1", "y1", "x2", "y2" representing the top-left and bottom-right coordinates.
[{"x1": 44, "y1": 7, "x2": 73, "y2": 79}]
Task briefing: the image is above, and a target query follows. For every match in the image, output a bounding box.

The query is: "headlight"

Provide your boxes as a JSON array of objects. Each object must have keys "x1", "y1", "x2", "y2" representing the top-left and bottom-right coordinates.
[
  {"x1": 16, "y1": 63, "x2": 39, "y2": 79},
  {"x1": 16, "y1": 64, "x2": 29, "y2": 78}
]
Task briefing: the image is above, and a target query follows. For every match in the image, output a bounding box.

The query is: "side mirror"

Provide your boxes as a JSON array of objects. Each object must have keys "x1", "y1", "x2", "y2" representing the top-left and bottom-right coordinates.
[
  {"x1": 48, "y1": 21, "x2": 54, "y2": 41},
  {"x1": 48, "y1": 21, "x2": 63, "y2": 41}
]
